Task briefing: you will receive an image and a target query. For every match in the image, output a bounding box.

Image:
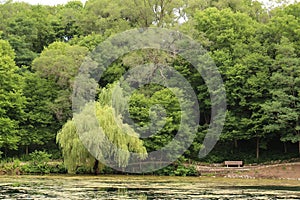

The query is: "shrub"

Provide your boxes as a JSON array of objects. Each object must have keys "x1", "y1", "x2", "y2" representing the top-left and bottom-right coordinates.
[
  {"x1": 49, "y1": 163, "x2": 67, "y2": 174},
  {"x1": 0, "y1": 158, "x2": 21, "y2": 175},
  {"x1": 154, "y1": 162, "x2": 198, "y2": 176},
  {"x1": 75, "y1": 166, "x2": 92, "y2": 174},
  {"x1": 22, "y1": 150, "x2": 52, "y2": 174}
]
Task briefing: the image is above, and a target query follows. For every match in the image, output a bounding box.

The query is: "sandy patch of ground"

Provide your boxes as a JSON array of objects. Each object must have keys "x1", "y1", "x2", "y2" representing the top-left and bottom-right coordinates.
[
  {"x1": 197, "y1": 162, "x2": 300, "y2": 180},
  {"x1": 237, "y1": 163, "x2": 300, "y2": 180}
]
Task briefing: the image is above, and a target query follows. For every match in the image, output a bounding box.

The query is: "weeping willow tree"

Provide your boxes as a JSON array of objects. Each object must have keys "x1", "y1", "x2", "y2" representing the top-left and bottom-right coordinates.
[
  {"x1": 56, "y1": 120, "x2": 96, "y2": 174},
  {"x1": 57, "y1": 83, "x2": 147, "y2": 174}
]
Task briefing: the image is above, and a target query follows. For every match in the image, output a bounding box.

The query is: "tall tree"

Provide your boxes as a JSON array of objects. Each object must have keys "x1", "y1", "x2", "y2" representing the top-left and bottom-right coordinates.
[
  {"x1": 32, "y1": 42, "x2": 89, "y2": 123},
  {"x1": 20, "y1": 71, "x2": 60, "y2": 155},
  {"x1": 0, "y1": 39, "x2": 25, "y2": 156},
  {"x1": 194, "y1": 7, "x2": 272, "y2": 159},
  {"x1": 53, "y1": 1, "x2": 84, "y2": 41},
  {"x1": 264, "y1": 37, "x2": 300, "y2": 155}
]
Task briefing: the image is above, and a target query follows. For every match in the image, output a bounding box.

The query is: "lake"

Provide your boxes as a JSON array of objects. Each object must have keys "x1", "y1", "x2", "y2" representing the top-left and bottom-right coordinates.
[{"x1": 0, "y1": 175, "x2": 299, "y2": 199}]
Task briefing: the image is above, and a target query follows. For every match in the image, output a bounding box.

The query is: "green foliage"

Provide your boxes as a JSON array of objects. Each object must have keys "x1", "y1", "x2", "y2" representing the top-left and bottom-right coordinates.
[
  {"x1": 32, "y1": 42, "x2": 88, "y2": 123},
  {"x1": 19, "y1": 71, "x2": 59, "y2": 152},
  {"x1": 29, "y1": 150, "x2": 51, "y2": 163},
  {"x1": 0, "y1": 158, "x2": 21, "y2": 175},
  {"x1": 1, "y1": 0, "x2": 300, "y2": 171},
  {"x1": 128, "y1": 84, "x2": 196, "y2": 161},
  {"x1": 57, "y1": 84, "x2": 147, "y2": 173},
  {"x1": 75, "y1": 166, "x2": 92, "y2": 174},
  {"x1": 16, "y1": 151, "x2": 67, "y2": 174},
  {"x1": 69, "y1": 33, "x2": 105, "y2": 50},
  {"x1": 49, "y1": 163, "x2": 68, "y2": 174},
  {"x1": 262, "y1": 36, "x2": 300, "y2": 154},
  {"x1": 154, "y1": 162, "x2": 198, "y2": 176},
  {"x1": 56, "y1": 120, "x2": 94, "y2": 174},
  {"x1": 22, "y1": 150, "x2": 52, "y2": 174},
  {"x1": 0, "y1": 39, "x2": 25, "y2": 154}
]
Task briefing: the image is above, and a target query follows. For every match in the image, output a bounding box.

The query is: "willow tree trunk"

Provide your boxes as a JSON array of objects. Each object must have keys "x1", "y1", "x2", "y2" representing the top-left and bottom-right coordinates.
[{"x1": 93, "y1": 159, "x2": 99, "y2": 175}]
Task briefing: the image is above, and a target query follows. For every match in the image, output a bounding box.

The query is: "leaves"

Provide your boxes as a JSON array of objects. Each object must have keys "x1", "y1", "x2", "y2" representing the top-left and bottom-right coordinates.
[
  {"x1": 0, "y1": 40, "x2": 25, "y2": 152},
  {"x1": 57, "y1": 84, "x2": 147, "y2": 173},
  {"x1": 1, "y1": 0, "x2": 300, "y2": 162}
]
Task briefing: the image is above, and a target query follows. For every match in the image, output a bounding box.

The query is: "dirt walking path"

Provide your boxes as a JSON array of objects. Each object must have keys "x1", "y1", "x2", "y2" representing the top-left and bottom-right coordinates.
[{"x1": 196, "y1": 162, "x2": 300, "y2": 180}]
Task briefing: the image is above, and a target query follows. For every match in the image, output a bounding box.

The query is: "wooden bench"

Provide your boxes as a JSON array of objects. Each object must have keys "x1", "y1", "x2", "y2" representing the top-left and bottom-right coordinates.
[{"x1": 224, "y1": 161, "x2": 243, "y2": 167}]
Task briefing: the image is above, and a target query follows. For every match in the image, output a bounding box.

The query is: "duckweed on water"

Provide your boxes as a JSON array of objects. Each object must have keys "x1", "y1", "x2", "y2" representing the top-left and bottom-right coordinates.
[{"x1": 0, "y1": 175, "x2": 299, "y2": 199}]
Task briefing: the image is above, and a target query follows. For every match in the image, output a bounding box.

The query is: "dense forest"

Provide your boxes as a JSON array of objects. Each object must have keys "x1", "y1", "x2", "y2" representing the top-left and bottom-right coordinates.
[{"x1": 1, "y1": 0, "x2": 300, "y2": 174}]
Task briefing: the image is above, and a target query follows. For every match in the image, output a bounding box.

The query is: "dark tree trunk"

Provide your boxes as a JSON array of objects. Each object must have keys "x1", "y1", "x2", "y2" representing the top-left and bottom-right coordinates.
[
  {"x1": 283, "y1": 142, "x2": 287, "y2": 154},
  {"x1": 298, "y1": 141, "x2": 300, "y2": 156},
  {"x1": 25, "y1": 146, "x2": 29, "y2": 155},
  {"x1": 234, "y1": 139, "x2": 238, "y2": 148},
  {"x1": 256, "y1": 137, "x2": 260, "y2": 159},
  {"x1": 93, "y1": 159, "x2": 99, "y2": 175},
  {"x1": 4, "y1": 147, "x2": 7, "y2": 158}
]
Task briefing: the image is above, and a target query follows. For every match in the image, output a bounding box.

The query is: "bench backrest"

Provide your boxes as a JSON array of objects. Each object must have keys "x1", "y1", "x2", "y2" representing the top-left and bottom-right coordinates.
[{"x1": 224, "y1": 161, "x2": 243, "y2": 165}]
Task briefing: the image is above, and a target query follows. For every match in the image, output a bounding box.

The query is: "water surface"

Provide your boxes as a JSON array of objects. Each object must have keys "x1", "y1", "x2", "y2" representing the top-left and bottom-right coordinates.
[{"x1": 0, "y1": 175, "x2": 299, "y2": 199}]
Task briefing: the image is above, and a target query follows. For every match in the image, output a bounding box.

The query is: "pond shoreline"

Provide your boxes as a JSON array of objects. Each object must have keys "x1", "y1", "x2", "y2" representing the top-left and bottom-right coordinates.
[
  {"x1": 1, "y1": 161, "x2": 300, "y2": 181},
  {"x1": 197, "y1": 162, "x2": 300, "y2": 181}
]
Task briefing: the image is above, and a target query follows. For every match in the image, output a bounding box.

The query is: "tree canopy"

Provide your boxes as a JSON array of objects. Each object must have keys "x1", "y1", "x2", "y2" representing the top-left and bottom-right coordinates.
[{"x1": 1, "y1": 0, "x2": 300, "y2": 170}]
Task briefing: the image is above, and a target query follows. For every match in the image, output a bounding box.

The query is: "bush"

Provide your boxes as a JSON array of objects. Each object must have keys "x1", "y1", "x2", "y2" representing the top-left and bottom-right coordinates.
[
  {"x1": 47, "y1": 149, "x2": 62, "y2": 160},
  {"x1": 75, "y1": 166, "x2": 92, "y2": 174},
  {"x1": 154, "y1": 162, "x2": 199, "y2": 176},
  {"x1": 0, "y1": 158, "x2": 21, "y2": 175},
  {"x1": 22, "y1": 150, "x2": 52, "y2": 174},
  {"x1": 49, "y1": 163, "x2": 67, "y2": 174},
  {"x1": 100, "y1": 166, "x2": 115, "y2": 174}
]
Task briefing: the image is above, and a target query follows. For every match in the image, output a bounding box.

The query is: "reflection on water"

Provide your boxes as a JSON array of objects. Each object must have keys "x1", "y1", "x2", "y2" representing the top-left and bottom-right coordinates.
[{"x1": 0, "y1": 175, "x2": 299, "y2": 199}]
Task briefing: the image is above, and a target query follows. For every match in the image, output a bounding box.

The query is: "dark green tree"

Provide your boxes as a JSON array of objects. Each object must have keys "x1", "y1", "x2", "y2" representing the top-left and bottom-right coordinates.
[
  {"x1": 32, "y1": 42, "x2": 89, "y2": 123},
  {"x1": 20, "y1": 71, "x2": 60, "y2": 155},
  {"x1": 263, "y1": 37, "x2": 300, "y2": 155}
]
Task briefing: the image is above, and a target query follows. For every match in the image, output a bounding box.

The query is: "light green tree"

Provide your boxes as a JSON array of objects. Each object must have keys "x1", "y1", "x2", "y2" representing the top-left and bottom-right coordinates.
[
  {"x1": 57, "y1": 84, "x2": 147, "y2": 173},
  {"x1": 0, "y1": 39, "x2": 25, "y2": 156}
]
